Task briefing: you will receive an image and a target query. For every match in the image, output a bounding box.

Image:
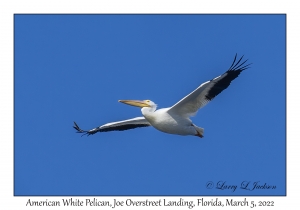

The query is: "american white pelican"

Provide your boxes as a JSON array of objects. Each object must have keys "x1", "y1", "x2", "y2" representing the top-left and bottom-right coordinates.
[{"x1": 73, "y1": 54, "x2": 250, "y2": 138}]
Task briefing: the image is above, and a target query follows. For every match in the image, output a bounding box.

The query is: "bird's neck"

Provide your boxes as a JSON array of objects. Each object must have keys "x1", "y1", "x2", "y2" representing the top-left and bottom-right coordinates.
[
  {"x1": 141, "y1": 106, "x2": 156, "y2": 116},
  {"x1": 141, "y1": 106, "x2": 157, "y2": 123}
]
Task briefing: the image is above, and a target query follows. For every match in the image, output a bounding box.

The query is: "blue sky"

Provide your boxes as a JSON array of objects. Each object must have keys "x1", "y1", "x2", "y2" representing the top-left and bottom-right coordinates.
[{"x1": 14, "y1": 14, "x2": 285, "y2": 196}]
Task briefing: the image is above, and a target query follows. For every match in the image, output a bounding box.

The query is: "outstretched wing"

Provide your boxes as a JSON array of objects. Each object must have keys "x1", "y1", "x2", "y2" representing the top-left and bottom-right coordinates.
[
  {"x1": 73, "y1": 116, "x2": 151, "y2": 136},
  {"x1": 168, "y1": 54, "x2": 251, "y2": 118}
]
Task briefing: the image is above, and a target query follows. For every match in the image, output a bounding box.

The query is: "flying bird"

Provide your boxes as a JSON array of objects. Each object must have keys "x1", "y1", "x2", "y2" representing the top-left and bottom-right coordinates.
[{"x1": 73, "y1": 54, "x2": 251, "y2": 138}]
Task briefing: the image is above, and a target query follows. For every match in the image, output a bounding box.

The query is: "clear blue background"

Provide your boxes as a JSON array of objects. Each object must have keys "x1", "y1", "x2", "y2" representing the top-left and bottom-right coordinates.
[{"x1": 14, "y1": 14, "x2": 286, "y2": 196}]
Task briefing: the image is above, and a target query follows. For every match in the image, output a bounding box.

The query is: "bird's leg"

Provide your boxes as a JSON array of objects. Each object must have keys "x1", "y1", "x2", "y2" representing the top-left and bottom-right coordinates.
[
  {"x1": 192, "y1": 124, "x2": 204, "y2": 138},
  {"x1": 195, "y1": 132, "x2": 204, "y2": 138}
]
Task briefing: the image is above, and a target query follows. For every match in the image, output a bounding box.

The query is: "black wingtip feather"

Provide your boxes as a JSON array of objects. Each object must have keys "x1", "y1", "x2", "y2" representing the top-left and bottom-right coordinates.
[
  {"x1": 228, "y1": 54, "x2": 252, "y2": 71},
  {"x1": 228, "y1": 53, "x2": 238, "y2": 70},
  {"x1": 73, "y1": 121, "x2": 82, "y2": 132},
  {"x1": 205, "y1": 54, "x2": 251, "y2": 101},
  {"x1": 230, "y1": 55, "x2": 244, "y2": 70},
  {"x1": 73, "y1": 122, "x2": 89, "y2": 137},
  {"x1": 232, "y1": 58, "x2": 247, "y2": 70}
]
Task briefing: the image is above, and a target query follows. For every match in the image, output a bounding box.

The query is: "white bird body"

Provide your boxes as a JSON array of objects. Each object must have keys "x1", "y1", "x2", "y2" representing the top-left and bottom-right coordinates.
[
  {"x1": 142, "y1": 107, "x2": 199, "y2": 136},
  {"x1": 73, "y1": 54, "x2": 250, "y2": 138}
]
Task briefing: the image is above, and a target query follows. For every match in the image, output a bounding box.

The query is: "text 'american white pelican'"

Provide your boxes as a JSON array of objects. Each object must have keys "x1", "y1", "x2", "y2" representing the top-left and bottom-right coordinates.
[{"x1": 73, "y1": 54, "x2": 251, "y2": 138}]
